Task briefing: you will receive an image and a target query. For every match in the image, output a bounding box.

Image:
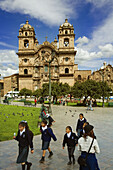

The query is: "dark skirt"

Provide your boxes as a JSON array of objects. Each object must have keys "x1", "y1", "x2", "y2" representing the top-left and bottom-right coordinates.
[
  {"x1": 42, "y1": 140, "x2": 50, "y2": 150},
  {"x1": 16, "y1": 146, "x2": 29, "y2": 164},
  {"x1": 80, "y1": 152, "x2": 100, "y2": 170}
]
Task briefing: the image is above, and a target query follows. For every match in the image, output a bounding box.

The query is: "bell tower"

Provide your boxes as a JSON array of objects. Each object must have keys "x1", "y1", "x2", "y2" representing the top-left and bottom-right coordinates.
[
  {"x1": 18, "y1": 20, "x2": 36, "y2": 51},
  {"x1": 58, "y1": 18, "x2": 75, "y2": 50},
  {"x1": 17, "y1": 20, "x2": 37, "y2": 91},
  {"x1": 58, "y1": 19, "x2": 77, "y2": 86}
]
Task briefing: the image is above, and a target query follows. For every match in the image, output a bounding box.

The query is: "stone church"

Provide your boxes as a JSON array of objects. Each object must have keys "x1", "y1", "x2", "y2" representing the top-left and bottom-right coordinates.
[{"x1": 3, "y1": 19, "x2": 92, "y2": 95}]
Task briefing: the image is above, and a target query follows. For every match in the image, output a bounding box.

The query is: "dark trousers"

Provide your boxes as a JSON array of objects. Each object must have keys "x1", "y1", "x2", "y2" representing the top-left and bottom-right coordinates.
[{"x1": 67, "y1": 146, "x2": 75, "y2": 162}]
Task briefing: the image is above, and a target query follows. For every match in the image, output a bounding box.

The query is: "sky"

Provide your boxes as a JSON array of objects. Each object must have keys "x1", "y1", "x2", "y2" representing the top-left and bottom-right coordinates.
[{"x1": 0, "y1": 0, "x2": 113, "y2": 77}]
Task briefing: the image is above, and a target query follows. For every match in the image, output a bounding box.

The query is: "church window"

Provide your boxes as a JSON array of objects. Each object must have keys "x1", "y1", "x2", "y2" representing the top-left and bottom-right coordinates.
[
  {"x1": 65, "y1": 57, "x2": 69, "y2": 62},
  {"x1": 24, "y1": 40, "x2": 29, "y2": 48},
  {"x1": 24, "y1": 69, "x2": 28, "y2": 75},
  {"x1": 55, "y1": 65, "x2": 58, "y2": 72},
  {"x1": 20, "y1": 33, "x2": 22, "y2": 35},
  {"x1": 31, "y1": 32, "x2": 32, "y2": 35},
  {"x1": 78, "y1": 75, "x2": 81, "y2": 80},
  {"x1": 25, "y1": 32, "x2": 27, "y2": 36},
  {"x1": 65, "y1": 68, "x2": 69, "y2": 73},
  {"x1": 65, "y1": 30, "x2": 68, "y2": 34},
  {"x1": 35, "y1": 66, "x2": 39, "y2": 73},
  {"x1": 64, "y1": 38, "x2": 69, "y2": 47},
  {"x1": 45, "y1": 65, "x2": 48, "y2": 72},
  {"x1": 24, "y1": 59, "x2": 27, "y2": 63}
]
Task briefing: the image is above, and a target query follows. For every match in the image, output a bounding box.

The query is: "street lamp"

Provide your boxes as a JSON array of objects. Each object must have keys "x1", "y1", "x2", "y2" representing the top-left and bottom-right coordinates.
[{"x1": 41, "y1": 50, "x2": 56, "y2": 114}]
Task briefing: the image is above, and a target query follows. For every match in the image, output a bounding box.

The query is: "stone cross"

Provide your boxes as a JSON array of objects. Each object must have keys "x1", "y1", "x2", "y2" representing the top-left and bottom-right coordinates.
[{"x1": 45, "y1": 36, "x2": 48, "y2": 41}]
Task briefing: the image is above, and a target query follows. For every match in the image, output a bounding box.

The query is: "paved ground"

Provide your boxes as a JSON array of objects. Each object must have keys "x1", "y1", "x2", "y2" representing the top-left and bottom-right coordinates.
[{"x1": 0, "y1": 104, "x2": 113, "y2": 170}]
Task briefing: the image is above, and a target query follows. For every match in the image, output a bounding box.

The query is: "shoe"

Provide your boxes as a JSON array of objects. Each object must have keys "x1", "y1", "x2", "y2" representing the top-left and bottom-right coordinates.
[
  {"x1": 48, "y1": 151, "x2": 53, "y2": 158},
  {"x1": 27, "y1": 162, "x2": 32, "y2": 170},
  {"x1": 67, "y1": 161, "x2": 72, "y2": 165},
  {"x1": 39, "y1": 157, "x2": 45, "y2": 163}
]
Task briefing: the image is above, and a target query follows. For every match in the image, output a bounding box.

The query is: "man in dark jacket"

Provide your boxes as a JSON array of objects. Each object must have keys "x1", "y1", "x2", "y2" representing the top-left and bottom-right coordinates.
[
  {"x1": 63, "y1": 126, "x2": 78, "y2": 165},
  {"x1": 76, "y1": 113, "x2": 87, "y2": 138},
  {"x1": 40, "y1": 120, "x2": 57, "y2": 163}
]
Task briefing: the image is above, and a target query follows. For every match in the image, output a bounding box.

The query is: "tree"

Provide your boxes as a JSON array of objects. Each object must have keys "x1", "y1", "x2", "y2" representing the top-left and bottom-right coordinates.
[
  {"x1": 19, "y1": 88, "x2": 32, "y2": 99},
  {"x1": 59, "y1": 83, "x2": 70, "y2": 96},
  {"x1": 71, "y1": 80, "x2": 112, "y2": 104},
  {"x1": 42, "y1": 83, "x2": 49, "y2": 97},
  {"x1": 98, "y1": 81, "x2": 111, "y2": 106},
  {"x1": 32, "y1": 89, "x2": 42, "y2": 97},
  {"x1": 71, "y1": 81, "x2": 85, "y2": 98},
  {"x1": 51, "y1": 82, "x2": 61, "y2": 102}
]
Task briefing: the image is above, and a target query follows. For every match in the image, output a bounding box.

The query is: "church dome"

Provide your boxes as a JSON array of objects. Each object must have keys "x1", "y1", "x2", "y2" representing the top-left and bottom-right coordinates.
[
  {"x1": 23, "y1": 20, "x2": 34, "y2": 29},
  {"x1": 61, "y1": 19, "x2": 72, "y2": 27}
]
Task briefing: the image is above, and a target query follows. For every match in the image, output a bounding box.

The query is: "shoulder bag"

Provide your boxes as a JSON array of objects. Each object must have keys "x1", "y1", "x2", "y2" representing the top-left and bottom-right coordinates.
[{"x1": 78, "y1": 138, "x2": 94, "y2": 167}]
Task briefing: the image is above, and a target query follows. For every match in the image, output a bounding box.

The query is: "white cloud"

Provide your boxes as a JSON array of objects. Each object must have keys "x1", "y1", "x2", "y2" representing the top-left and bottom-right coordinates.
[
  {"x1": 0, "y1": 0, "x2": 75, "y2": 26},
  {"x1": 0, "y1": 41, "x2": 17, "y2": 48},
  {"x1": 0, "y1": 50, "x2": 19, "y2": 77},
  {"x1": 75, "y1": 36, "x2": 89, "y2": 47}
]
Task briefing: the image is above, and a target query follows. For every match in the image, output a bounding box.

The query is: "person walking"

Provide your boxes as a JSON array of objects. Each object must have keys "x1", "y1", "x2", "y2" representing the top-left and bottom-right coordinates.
[
  {"x1": 63, "y1": 126, "x2": 78, "y2": 165},
  {"x1": 13, "y1": 121, "x2": 34, "y2": 170},
  {"x1": 34, "y1": 98, "x2": 37, "y2": 107},
  {"x1": 78, "y1": 124, "x2": 100, "y2": 170},
  {"x1": 39, "y1": 120, "x2": 57, "y2": 163},
  {"x1": 76, "y1": 113, "x2": 87, "y2": 138}
]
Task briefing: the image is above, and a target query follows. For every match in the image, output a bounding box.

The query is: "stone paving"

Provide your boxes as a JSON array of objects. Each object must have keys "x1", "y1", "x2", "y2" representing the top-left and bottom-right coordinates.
[{"x1": 0, "y1": 104, "x2": 113, "y2": 170}]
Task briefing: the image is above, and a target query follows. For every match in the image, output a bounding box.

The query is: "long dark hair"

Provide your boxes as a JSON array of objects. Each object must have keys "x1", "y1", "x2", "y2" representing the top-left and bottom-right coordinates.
[
  {"x1": 83, "y1": 130, "x2": 95, "y2": 139},
  {"x1": 19, "y1": 121, "x2": 29, "y2": 130}
]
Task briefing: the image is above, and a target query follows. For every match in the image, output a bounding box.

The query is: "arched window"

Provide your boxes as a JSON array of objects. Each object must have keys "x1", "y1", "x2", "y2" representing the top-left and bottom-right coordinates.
[
  {"x1": 25, "y1": 32, "x2": 27, "y2": 36},
  {"x1": 65, "y1": 68, "x2": 69, "y2": 73},
  {"x1": 24, "y1": 40, "x2": 29, "y2": 48},
  {"x1": 35, "y1": 66, "x2": 39, "y2": 73},
  {"x1": 64, "y1": 38, "x2": 69, "y2": 47},
  {"x1": 65, "y1": 30, "x2": 68, "y2": 34},
  {"x1": 78, "y1": 75, "x2": 81, "y2": 80},
  {"x1": 65, "y1": 57, "x2": 69, "y2": 62},
  {"x1": 55, "y1": 65, "x2": 58, "y2": 72},
  {"x1": 24, "y1": 69, "x2": 28, "y2": 74},
  {"x1": 24, "y1": 59, "x2": 27, "y2": 63},
  {"x1": 45, "y1": 65, "x2": 48, "y2": 72}
]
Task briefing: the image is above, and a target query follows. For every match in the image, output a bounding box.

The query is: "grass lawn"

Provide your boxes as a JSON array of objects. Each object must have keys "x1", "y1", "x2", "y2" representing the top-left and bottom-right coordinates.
[
  {"x1": 0, "y1": 104, "x2": 41, "y2": 142},
  {"x1": 67, "y1": 102, "x2": 77, "y2": 106}
]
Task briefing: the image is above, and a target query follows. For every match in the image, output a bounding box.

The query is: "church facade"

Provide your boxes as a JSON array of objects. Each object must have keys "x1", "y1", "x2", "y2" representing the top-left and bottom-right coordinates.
[{"x1": 3, "y1": 19, "x2": 91, "y2": 95}]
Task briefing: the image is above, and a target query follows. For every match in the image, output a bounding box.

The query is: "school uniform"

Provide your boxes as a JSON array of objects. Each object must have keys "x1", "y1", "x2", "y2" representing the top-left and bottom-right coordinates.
[
  {"x1": 40, "y1": 126, "x2": 57, "y2": 150},
  {"x1": 15, "y1": 128, "x2": 33, "y2": 164},
  {"x1": 78, "y1": 136, "x2": 100, "y2": 170},
  {"x1": 47, "y1": 115, "x2": 54, "y2": 127},
  {"x1": 63, "y1": 132, "x2": 78, "y2": 162},
  {"x1": 76, "y1": 118, "x2": 87, "y2": 138}
]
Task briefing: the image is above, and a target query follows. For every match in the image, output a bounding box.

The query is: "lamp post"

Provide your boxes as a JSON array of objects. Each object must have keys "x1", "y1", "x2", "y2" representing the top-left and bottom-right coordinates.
[{"x1": 41, "y1": 50, "x2": 55, "y2": 114}]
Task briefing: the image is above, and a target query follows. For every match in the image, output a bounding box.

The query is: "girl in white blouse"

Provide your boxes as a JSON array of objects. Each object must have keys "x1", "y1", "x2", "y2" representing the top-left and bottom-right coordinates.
[{"x1": 78, "y1": 125, "x2": 100, "y2": 170}]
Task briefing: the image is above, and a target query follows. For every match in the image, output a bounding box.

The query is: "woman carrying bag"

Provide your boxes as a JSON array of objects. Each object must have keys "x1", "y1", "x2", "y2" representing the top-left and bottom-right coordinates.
[{"x1": 78, "y1": 125, "x2": 100, "y2": 170}]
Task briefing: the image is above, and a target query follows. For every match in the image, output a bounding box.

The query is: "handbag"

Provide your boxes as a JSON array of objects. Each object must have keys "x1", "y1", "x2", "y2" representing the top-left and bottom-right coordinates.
[{"x1": 78, "y1": 138, "x2": 94, "y2": 167}]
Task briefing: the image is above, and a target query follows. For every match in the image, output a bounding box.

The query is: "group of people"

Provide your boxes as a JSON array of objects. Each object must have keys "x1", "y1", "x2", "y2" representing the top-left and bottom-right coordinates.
[{"x1": 13, "y1": 113, "x2": 100, "y2": 170}]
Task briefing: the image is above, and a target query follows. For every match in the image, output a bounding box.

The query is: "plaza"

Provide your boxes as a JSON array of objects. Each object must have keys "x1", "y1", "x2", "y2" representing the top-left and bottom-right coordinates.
[{"x1": 0, "y1": 104, "x2": 113, "y2": 170}]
